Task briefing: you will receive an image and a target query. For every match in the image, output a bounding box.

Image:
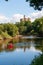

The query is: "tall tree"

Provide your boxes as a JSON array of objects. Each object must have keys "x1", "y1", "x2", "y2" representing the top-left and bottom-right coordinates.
[{"x1": 32, "y1": 17, "x2": 43, "y2": 37}]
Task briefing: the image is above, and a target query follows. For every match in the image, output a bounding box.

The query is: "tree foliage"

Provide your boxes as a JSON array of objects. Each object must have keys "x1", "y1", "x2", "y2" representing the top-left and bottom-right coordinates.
[
  {"x1": 5, "y1": 0, "x2": 43, "y2": 10},
  {"x1": 5, "y1": 0, "x2": 8, "y2": 1},
  {"x1": 32, "y1": 17, "x2": 43, "y2": 37},
  {"x1": 0, "y1": 17, "x2": 43, "y2": 38},
  {"x1": 16, "y1": 21, "x2": 32, "y2": 35},
  {"x1": 30, "y1": 53, "x2": 43, "y2": 65},
  {"x1": 26, "y1": 0, "x2": 43, "y2": 10},
  {"x1": 0, "y1": 23, "x2": 19, "y2": 38}
]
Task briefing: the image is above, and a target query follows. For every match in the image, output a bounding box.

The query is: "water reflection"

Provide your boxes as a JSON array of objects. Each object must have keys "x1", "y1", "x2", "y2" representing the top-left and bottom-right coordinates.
[
  {"x1": 0, "y1": 37, "x2": 43, "y2": 65},
  {"x1": 0, "y1": 38, "x2": 43, "y2": 52}
]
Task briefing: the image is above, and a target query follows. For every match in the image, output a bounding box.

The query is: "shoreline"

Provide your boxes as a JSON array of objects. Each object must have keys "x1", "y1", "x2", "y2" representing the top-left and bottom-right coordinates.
[{"x1": 0, "y1": 35, "x2": 43, "y2": 41}]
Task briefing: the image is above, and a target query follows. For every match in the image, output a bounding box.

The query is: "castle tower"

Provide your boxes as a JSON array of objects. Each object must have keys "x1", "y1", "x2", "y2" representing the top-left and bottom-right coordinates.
[
  {"x1": 20, "y1": 15, "x2": 30, "y2": 22},
  {"x1": 24, "y1": 15, "x2": 26, "y2": 21}
]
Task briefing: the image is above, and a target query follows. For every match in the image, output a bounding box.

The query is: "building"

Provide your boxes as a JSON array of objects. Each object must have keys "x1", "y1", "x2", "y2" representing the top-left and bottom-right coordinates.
[{"x1": 20, "y1": 15, "x2": 30, "y2": 22}]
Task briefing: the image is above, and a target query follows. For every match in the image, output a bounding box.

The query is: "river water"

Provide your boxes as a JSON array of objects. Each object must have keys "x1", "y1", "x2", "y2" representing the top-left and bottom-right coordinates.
[{"x1": 0, "y1": 36, "x2": 43, "y2": 65}]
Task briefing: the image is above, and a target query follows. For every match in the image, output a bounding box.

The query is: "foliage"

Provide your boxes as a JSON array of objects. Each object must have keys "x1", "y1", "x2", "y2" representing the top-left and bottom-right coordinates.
[
  {"x1": 0, "y1": 35, "x2": 3, "y2": 40},
  {"x1": 30, "y1": 53, "x2": 43, "y2": 65},
  {"x1": 16, "y1": 21, "x2": 32, "y2": 35},
  {"x1": 0, "y1": 23, "x2": 19, "y2": 38},
  {"x1": 1, "y1": 32, "x2": 12, "y2": 39},
  {"x1": 32, "y1": 17, "x2": 43, "y2": 37},
  {"x1": 5, "y1": 0, "x2": 43, "y2": 10},
  {"x1": 26, "y1": 0, "x2": 43, "y2": 10},
  {"x1": 0, "y1": 17, "x2": 43, "y2": 37},
  {"x1": 5, "y1": 0, "x2": 8, "y2": 1},
  {"x1": 3, "y1": 23, "x2": 19, "y2": 36}
]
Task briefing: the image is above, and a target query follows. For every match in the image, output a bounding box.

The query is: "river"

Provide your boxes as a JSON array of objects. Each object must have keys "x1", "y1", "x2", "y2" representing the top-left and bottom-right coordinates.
[{"x1": 0, "y1": 36, "x2": 43, "y2": 65}]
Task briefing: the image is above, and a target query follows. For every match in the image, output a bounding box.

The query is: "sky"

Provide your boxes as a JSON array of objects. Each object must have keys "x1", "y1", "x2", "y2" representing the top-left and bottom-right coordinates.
[{"x1": 0, "y1": 0, "x2": 43, "y2": 23}]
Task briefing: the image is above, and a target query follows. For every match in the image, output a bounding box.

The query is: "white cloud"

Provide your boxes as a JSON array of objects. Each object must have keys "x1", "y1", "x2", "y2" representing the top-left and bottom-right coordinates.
[
  {"x1": 0, "y1": 15, "x2": 9, "y2": 23},
  {"x1": 0, "y1": 10, "x2": 43, "y2": 23},
  {"x1": 29, "y1": 10, "x2": 43, "y2": 21},
  {"x1": 0, "y1": 14, "x2": 23, "y2": 23},
  {"x1": 10, "y1": 14, "x2": 23, "y2": 23}
]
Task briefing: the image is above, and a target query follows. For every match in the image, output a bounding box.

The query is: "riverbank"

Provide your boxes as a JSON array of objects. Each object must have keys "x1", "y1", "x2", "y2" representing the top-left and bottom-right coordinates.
[
  {"x1": 0, "y1": 35, "x2": 22, "y2": 44},
  {"x1": 0, "y1": 34, "x2": 43, "y2": 40},
  {"x1": 0, "y1": 35, "x2": 43, "y2": 44}
]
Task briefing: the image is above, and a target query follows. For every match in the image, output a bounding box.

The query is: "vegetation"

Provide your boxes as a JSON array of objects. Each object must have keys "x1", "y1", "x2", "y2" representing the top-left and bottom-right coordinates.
[
  {"x1": 16, "y1": 17, "x2": 43, "y2": 37},
  {"x1": 5, "y1": 0, "x2": 8, "y2": 1},
  {"x1": 0, "y1": 17, "x2": 43, "y2": 39},
  {"x1": 30, "y1": 39, "x2": 43, "y2": 65},
  {"x1": 5, "y1": 0, "x2": 43, "y2": 10},
  {"x1": 30, "y1": 53, "x2": 43, "y2": 65},
  {"x1": 1, "y1": 32, "x2": 12, "y2": 39},
  {"x1": 32, "y1": 17, "x2": 43, "y2": 37},
  {"x1": 26, "y1": 0, "x2": 43, "y2": 10},
  {"x1": 0, "y1": 23, "x2": 19, "y2": 39}
]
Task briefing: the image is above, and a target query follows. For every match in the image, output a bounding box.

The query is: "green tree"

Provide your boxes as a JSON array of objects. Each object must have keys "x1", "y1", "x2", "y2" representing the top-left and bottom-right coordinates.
[
  {"x1": 5, "y1": 0, "x2": 8, "y2": 1},
  {"x1": 3, "y1": 23, "x2": 19, "y2": 37},
  {"x1": 19, "y1": 26, "x2": 27, "y2": 35},
  {"x1": 5, "y1": 0, "x2": 43, "y2": 10},
  {"x1": 1, "y1": 31, "x2": 12, "y2": 39},
  {"x1": 30, "y1": 53, "x2": 43, "y2": 65},
  {"x1": 26, "y1": 0, "x2": 43, "y2": 10},
  {"x1": 0, "y1": 24, "x2": 4, "y2": 31},
  {"x1": 24, "y1": 21, "x2": 32, "y2": 34},
  {"x1": 32, "y1": 17, "x2": 43, "y2": 37}
]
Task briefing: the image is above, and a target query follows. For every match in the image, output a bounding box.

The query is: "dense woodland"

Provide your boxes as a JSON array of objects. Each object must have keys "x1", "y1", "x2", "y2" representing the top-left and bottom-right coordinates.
[{"x1": 0, "y1": 17, "x2": 43, "y2": 39}]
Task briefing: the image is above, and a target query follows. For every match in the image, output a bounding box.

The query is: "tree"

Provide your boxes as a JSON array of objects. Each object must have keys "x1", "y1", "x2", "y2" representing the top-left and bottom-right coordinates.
[
  {"x1": 32, "y1": 17, "x2": 43, "y2": 37},
  {"x1": 1, "y1": 31, "x2": 12, "y2": 39},
  {"x1": 30, "y1": 53, "x2": 43, "y2": 65},
  {"x1": 2, "y1": 23, "x2": 19, "y2": 37},
  {"x1": 5, "y1": 0, "x2": 43, "y2": 10},
  {"x1": 19, "y1": 26, "x2": 27, "y2": 35},
  {"x1": 5, "y1": 0, "x2": 8, "y2": 1},
  {"x1": 30, "y1": 39, "x2": 43, "y2": 65},
  {"x1": 0, "y1": 24, "x2": 4, "y2": 31},
  {"x1": 26, "y1": 0, "x2": 43, "y2": 10},
  {"x1": 16, "y1": 20, "x2": 32, "y2": 35},
  {"x1": 24, "y1": 21, "x2": 32, "y2": 34}
]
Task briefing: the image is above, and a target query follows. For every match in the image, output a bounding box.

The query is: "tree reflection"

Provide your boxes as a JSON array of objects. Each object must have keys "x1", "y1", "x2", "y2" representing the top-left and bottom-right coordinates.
[
  {"x1": 0, "y1": 38, "x2": 43, "y2": 52},
  {"x1": 0, "y1": 38, "x2": 43, "y2": 65},
  {"x1": 30, "y1": 39, "x2": 43, "y2": 65},
  {"x1": 34, "y1": 39, "x2": 43, "y2": 52}
]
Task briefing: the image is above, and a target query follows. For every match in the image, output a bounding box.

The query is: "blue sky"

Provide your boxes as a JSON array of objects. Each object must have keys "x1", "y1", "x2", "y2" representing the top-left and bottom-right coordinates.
[{"x1": 0, "y1": 0, "x2": 43, "y2": 23}]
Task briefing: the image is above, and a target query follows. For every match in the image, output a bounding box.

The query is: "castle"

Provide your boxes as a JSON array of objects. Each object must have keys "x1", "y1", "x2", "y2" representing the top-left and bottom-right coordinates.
[{"x1": 20, "y1": 15, "x2": 30, "y2": 22}]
